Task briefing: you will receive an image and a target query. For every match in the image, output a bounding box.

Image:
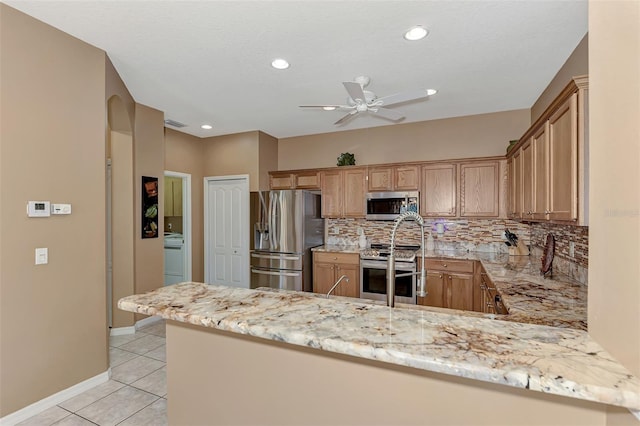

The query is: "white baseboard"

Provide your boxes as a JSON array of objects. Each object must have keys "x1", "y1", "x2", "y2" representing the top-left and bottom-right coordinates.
[
  {"x1": 0, "y1": 370, "x2": 110, "y2": 426},
  {"x1": 135, "y1": 315, "x2": 162, "y2": 330},
  {"x1": 110, "y1": 326, "x2": 135, "y2": 336},
  {"x1": 109, "y1": 316, "x2": 162, "y2": 337}
]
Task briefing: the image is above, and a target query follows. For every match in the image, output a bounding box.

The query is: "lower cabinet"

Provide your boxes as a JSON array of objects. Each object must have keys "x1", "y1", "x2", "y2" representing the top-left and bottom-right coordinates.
[
  {"x1": 313, "y1": 252, "x2": 360, "y2": 298},
  {"x1": 418, "y1": 259, "x2": 474, "y2": 311}
]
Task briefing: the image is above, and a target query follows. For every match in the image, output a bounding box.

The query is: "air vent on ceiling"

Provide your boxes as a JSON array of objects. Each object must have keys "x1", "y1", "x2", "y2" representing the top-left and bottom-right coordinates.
[{"x1": 164, "y1": 119, "x2": 187, "y2": 128}]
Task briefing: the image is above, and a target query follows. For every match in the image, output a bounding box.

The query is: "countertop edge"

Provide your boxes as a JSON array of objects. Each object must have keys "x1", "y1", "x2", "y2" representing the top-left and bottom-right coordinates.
[{"x1": 118, "y1": 284, "x2": 640, "y2": 411}]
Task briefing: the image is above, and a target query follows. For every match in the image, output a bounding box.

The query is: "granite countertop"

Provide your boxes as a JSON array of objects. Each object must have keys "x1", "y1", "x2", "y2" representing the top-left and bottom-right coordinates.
[
  {"x1": 118, "y1": 282, "x2": 640, "y2": 410},
  {"x1": 314, "y1": 246, "x2": 587, "y2": 331},
  {"x1": 312, "y1": 244, "x2": 362, "y2": 254}
]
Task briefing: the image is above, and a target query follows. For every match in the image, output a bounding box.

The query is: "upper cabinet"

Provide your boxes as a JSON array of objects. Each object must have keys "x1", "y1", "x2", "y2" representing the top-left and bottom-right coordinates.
[
  {"x1": 320, "y1": 167, "x2": 366, "y2": 218},
  {"x1": 507, "y1": 75, "x2": 588, "y2": 225},
  {"x1": 421, "y1": 163, "x2": 457, "y2": 217},
  {"x1": 164, "y1": 176, "x2": 182, "y2": 217},
  {"x1": 269, "y1": 170, "x2": 321, "y2": 190},
  {"x1": 459, "y1": 161, "x2": 500, "y2": 217},
  {"x1": 368, "y1": 164, "x2": 419, "y2": 191}
]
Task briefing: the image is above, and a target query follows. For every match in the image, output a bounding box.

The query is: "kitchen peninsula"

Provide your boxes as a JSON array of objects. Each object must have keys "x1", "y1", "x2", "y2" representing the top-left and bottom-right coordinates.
[{"x1": 119, "y1": 263, "x2": 640, "y2": 425}]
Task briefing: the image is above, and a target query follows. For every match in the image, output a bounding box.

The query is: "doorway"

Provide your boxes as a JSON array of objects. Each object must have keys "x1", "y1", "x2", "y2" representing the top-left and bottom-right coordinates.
[
  {"x1": 204, "y1": 175, "x2": 249, "y2": 287},
  {"x1": 163, "y1": 171, "x2": 192, "y2": 284}
]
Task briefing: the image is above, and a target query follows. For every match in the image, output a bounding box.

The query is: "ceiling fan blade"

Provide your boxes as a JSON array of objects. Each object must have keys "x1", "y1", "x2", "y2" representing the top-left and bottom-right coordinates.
[
  {"x1": 371, "y1": 107, "x2": 405, "y2": 122},
  {"x1": 343, "y1": 81, "x2": 366, "y2": 103},
  {"x1": 299, "y1": 105, "x2": 346, "y2": 108},
  {"x1": 334, "y1": 110, "x2": 358, "y2": 125},
  {"x1": 376, "y1": 89, "x2": 430, "y2": 107}
]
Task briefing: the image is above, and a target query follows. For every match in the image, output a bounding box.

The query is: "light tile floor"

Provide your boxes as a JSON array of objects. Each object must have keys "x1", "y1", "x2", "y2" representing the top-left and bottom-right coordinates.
[{"x1": 17, "y1": 321, "x2": 168, "y2": 426}]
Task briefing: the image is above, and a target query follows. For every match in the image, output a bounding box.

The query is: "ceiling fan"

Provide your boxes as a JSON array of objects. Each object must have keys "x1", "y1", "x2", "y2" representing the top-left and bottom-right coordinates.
[{"x1": 300, "y1": 76, "x2": 436, "y2": 125}]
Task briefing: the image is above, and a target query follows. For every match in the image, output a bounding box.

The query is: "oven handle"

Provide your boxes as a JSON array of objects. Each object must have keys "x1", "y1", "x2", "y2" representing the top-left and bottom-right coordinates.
[
  {"x1": 251, "y1": 268, "x2": 300, "y2": 277},
  {"x1": 360, "y1": 259, "x2": 416, "y2": 271}
]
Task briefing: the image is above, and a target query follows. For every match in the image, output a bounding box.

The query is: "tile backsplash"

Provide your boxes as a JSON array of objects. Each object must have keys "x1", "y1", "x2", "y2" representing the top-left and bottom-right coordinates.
[
  {"x1": 529, "y1": 222, "x2": 588, "y2": 284},
  {"x1": 326, "y1": 218, "x2": 531, "y2": 254},
  {"x1": 326, "y1": 218, "x2": 589, "y2": 285}
]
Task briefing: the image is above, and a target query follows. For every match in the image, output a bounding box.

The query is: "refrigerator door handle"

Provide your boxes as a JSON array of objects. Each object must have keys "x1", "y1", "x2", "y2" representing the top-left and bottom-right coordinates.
[
  {"x1": 251, "y1": 253, "x2": 300, "y2": 261},
  {"x1": 269, "y1": 192, "x2": 277, "y2": 250},
  {"x1": 251, "y1": 268, "x2": 301, "y2": 277}
]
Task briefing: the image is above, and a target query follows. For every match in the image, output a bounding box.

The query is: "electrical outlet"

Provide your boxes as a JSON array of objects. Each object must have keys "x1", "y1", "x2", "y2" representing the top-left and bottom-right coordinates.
[
  {"x1": 569, "y1": 242, "x2": 575, "y2": 257},
  {"x1": 331, "y1": 226, "x2": 340, "y2": 235}
]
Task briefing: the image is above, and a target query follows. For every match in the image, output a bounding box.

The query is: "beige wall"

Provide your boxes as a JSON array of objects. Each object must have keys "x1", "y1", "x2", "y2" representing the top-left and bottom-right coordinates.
[
  {"x1": 588, "y1": 0, "x2": 640, "y2": 410},
  {"x1": 165, "y1": 128, "x2": 205, "y2": 282},
  {"x1": 168, "y1": 322, "x2": 607, "y2": 425},
  {"x1": 0, "y1": 4, "x2": 108, "y2": 416},
  {"x1": 258, "y1": 131, "x2": 279, "y2": 191},
  {"x1": 202, "y1": 131, "x2": 260, "y2": 190},
  {"x1": 134, "y1": 104, "x2": 165, "y2": 304},
  {"x1": 278, "y1": 109, "x2": 530, "y2": 170},
  {"x1": 531, "y1": 34, "x2": 589, "y2": 123}
]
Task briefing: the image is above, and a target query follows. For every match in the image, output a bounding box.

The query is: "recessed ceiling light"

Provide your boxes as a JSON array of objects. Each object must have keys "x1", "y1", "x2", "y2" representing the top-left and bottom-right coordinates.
[
  {"x1": 404, "y1": 26, "x2": 428, "y2": 41},
  {"x1": 322, "y1": 106, "x2": 337, "y2": 111},
  {"x1": 271, "y1": 58, "x2": 290, "y2": 70},
  {"x1": 201, "y1": 124, "x2": 213, "y2": 130},
  {"x1": 426, "y1": 89, "x2": 438, "y2": 96}
]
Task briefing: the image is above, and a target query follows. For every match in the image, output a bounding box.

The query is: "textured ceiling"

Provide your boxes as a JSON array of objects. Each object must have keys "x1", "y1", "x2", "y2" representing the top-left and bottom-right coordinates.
[{"x1": 4, "y1": 1, "x2": 588, "y2": 139}]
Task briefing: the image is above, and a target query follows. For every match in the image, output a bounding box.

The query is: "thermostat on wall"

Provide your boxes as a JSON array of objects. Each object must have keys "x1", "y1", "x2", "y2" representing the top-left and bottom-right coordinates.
[{"x1": 27, "y1": 201, "x2": 50, "y2": 217}]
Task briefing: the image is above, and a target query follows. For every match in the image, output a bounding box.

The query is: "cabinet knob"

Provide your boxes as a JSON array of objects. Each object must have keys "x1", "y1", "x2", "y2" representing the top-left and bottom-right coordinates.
[
  {"x1": 442, "y1": 264, "x2": 447, "y2": 267},
  {"x1": 439, "y1": 274, "x2": 443, "y2": 279}
]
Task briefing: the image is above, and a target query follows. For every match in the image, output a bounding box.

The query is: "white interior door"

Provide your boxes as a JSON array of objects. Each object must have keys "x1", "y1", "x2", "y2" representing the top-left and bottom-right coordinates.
[
  {"x1": 205, "y1": 175, "x2": 249, "y2": 287},
  {"x1": 164, "y1": 170, "x2": 192, "y2": 284}
]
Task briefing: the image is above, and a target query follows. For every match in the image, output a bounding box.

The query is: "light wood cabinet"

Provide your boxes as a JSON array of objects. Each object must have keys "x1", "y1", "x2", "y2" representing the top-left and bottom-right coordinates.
[
  {"x1": 508, "y1": 154, "x2": 521, "y2": 219},
  {"x1": 321, "y1": 167, "x2": 366, "y2": 218},
  {"x1": 421, "y1": 163, "x2": 456, "y2": 217},
  {"x1": 164, "y1": 176, "x2": 182, "y2": 217},
  {"x1": 313, "y1": 252, "x2": 360, "y2": 298},
  {"x1": 368, "y1": 164, "x2": 420, "y2": 191},
  {"x1": 368, "y1": 166, "x2": 393, "y2": 191},
  {"x1": 548, "y1": 93, "x2": 578, "y2": 221},
  {"x1": 531, "y1": 123, "x2": 549, "y2": 220},
  {"x1": 269, "y1": 172, "x2": 294, "y2": 190},
  {"x1": 270, "y1": 170, "x2": 321, "y2": 190},
  {"x1": 507, "y1": 76, "x2": 588, "y2": 224},
  {"x1": 521, "y1": 140, "x2": 534, "y2": 219},
  {"x1": 417, "y1": 259, "x2": 474, "y2": 311},
  {"x1": 459, "y1": 161, "x2": 500, "y2": 217}
]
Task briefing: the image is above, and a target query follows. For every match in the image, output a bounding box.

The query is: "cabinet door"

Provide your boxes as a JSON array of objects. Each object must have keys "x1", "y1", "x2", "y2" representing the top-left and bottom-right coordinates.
[
  {"x1": 532, "y1": 123, "x2": 549, "y2": 220},
  {"x1": 334, "y1": 263, "x2": 359, "y2": 298},
  {"x1": 446, "y1": 272, "x2": 474, "y2": 311},
  {"x1": 521, "y1": 141, "x2": 533, "y2": 219},
  {"x1": 509, "y1": 151, "x2": 522, "y2": 219},
  {"x1": 320, "y1": 170, "x2": 343, "y2": 218},
  {"x1": 164, "y1": 176, "x2": 174, "y2": 217},
  {"x1": 460, "y1": 162, "x2": 500, "y2": 217},
  {"x1": 172, "y1": 179, "x2": 183, "y2": 217},
  {"x1": 270, "y1": 172, "x2": 294, "y2": 190},
  {"x1": 368, "y1": 166, "x2": 393, "y2": 191},
  {"x1": 548, "y1": 93, "x2": 578, "y2": 221},
  {"x1": 313, "y1": 261, "x2": 335, "y2": 295},
  {"x1": 343, "y1": 168, "x2": 366, "y2": 218},
  {"x1": 417, "y1": 271, "x2": 445, "y2": 308},
  {"x1": 394, "y1": 165, "x2": 419, "y2": 191},
  {"x1": 295, "y1": 171, "x2": 321, "y2": 190},
  {"x1": 421, "y1": 164, "x2": 456, "y2": 217}
]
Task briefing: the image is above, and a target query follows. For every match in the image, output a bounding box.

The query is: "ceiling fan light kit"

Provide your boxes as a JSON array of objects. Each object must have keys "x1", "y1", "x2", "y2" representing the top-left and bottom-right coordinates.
[{"x1": 299, "y1": 75, "x2": 437, "y2": 126}]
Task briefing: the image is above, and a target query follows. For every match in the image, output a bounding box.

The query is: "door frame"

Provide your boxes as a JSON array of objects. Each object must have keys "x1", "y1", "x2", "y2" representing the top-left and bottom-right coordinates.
[
  {"x1": 165, "y1": 170, "x2": 192, "y2": 282},
  {"x1": 203, "y1": 174, "x2": 250, "y2": 286}
]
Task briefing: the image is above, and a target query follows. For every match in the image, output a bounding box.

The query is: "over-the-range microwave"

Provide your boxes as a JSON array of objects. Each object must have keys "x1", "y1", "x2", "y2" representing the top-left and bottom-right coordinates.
[{"x1": 365, "y1": 191, "x2": 419, "y2": 220}]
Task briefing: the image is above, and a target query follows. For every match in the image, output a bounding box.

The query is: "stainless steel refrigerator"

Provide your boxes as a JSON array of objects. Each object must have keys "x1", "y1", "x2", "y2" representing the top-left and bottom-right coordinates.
[{"x1": 250, "y1": 190, "x2": 324, "y2": 292}]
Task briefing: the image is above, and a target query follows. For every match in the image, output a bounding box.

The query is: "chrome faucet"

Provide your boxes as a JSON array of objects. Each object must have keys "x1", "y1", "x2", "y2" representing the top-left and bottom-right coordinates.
[
  {"x1": 387, "y1": 211, "x2": 427, "y2": 307},
  {"x1": 326, "y1": 274, "x2": 349, "y2": 298}
]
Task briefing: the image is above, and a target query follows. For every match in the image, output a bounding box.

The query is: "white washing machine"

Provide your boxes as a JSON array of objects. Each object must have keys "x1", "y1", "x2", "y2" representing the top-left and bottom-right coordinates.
[{"x1": 164, "y1": 233, "x2": 184, "y2": 285}]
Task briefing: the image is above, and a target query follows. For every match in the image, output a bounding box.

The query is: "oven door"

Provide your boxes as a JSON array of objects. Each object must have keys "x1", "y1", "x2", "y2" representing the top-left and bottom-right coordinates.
[{"x1": 360, "y1": 259, "x2": 416, "y2": 304}]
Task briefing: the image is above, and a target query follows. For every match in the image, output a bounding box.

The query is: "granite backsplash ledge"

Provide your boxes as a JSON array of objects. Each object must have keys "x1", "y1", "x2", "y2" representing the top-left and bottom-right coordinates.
[{"x1": 326, "y1": 218, "x2": 531, "y2": 254}]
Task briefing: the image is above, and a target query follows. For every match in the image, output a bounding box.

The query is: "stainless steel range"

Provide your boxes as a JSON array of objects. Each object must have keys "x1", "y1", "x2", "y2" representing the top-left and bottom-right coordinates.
[{"x1": 360, "y1": 243, "x2": 419, "y2": 304}]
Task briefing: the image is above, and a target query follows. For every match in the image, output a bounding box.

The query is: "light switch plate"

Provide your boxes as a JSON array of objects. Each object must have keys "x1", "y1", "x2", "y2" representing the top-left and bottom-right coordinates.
[
  {"x1": 35, "y1": 247, "x2": 48, "y2": 265},
  {"x1": 51, "y1": 203, "x2": 72, "y2": 215}
]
